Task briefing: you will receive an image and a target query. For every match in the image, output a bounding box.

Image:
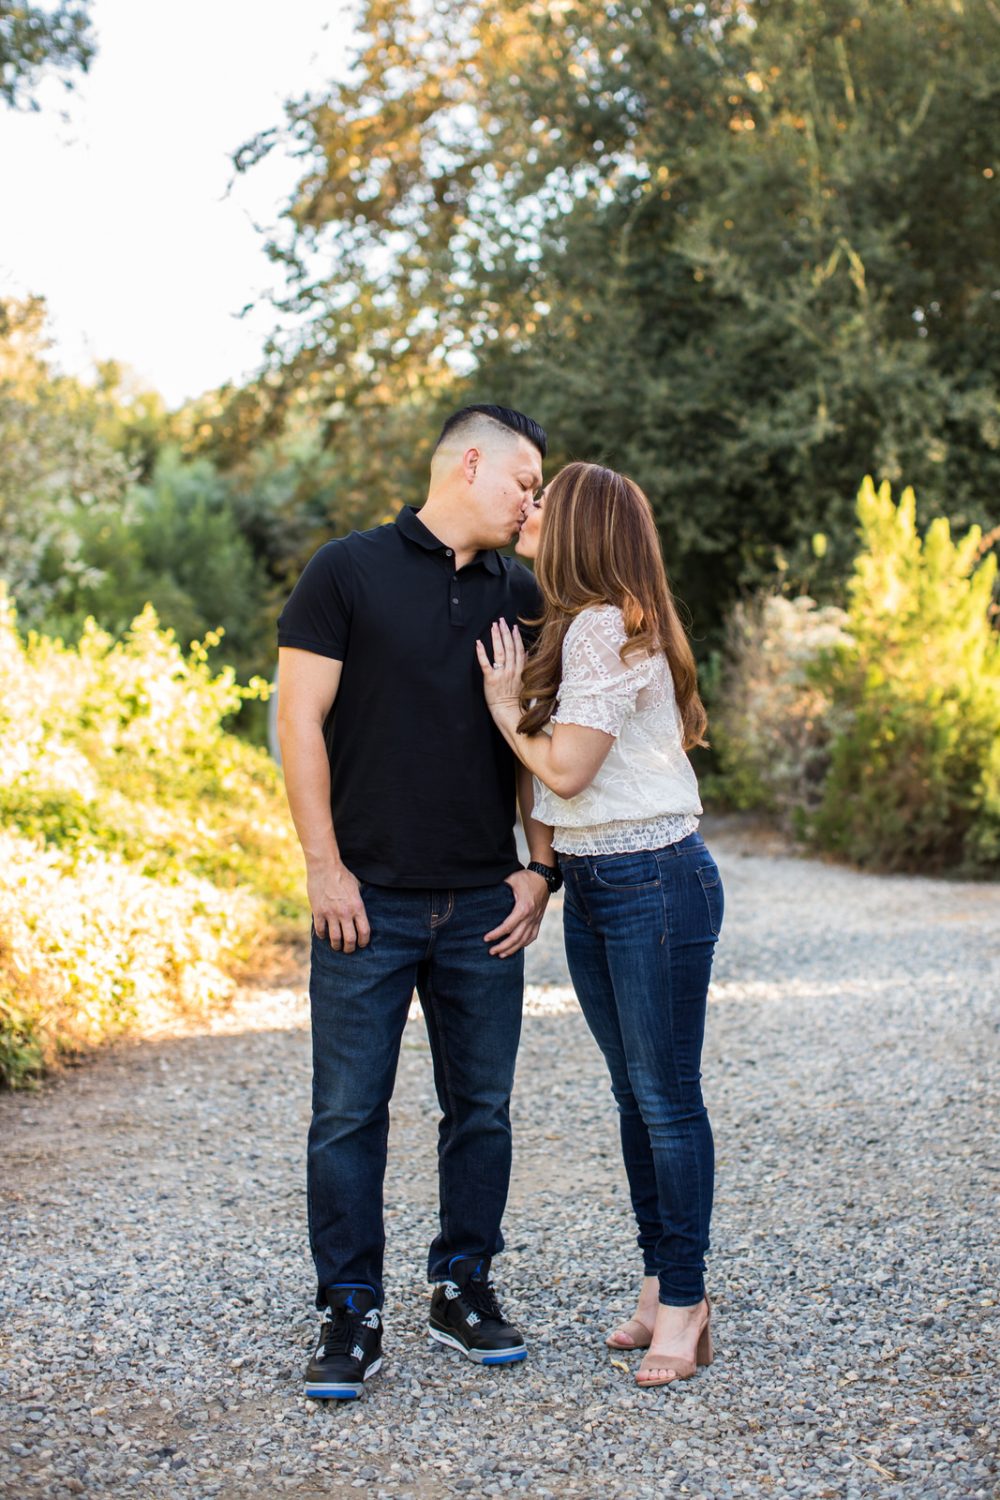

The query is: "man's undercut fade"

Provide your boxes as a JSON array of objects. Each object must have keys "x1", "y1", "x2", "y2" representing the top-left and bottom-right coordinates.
[{"x1": 434, "y1": 404, "x2": 547, "y2": 459}]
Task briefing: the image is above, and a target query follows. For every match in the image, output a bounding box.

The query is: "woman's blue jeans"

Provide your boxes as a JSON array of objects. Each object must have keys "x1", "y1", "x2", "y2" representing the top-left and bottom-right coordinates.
[{"x1": 560, "y1": 832, "x2": 723, "y2": 1306}]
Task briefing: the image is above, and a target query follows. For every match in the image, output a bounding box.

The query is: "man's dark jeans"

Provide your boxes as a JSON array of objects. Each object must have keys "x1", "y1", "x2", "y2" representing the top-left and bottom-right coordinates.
[
  {"x1": 307, "y1": 881, "x2": 524, "y2": 1308},
  {"x1": 560, "y1": 832, "x2": 723, "y2": 1306}
]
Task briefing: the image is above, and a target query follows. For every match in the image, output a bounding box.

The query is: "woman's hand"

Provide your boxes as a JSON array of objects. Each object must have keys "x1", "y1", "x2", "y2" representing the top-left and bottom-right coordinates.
[{"x1": 476, "y1": 618, "x2": 525, "y2": 712}]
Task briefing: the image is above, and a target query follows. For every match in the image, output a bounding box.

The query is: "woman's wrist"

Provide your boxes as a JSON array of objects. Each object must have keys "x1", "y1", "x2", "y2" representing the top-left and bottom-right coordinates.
[{"x1": 490, "y1": 698, "x2": 521, "y2": 726}]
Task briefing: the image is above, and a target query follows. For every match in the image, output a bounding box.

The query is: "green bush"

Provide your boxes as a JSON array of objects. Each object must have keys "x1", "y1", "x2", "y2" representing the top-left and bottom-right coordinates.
[
  {"x1": 711, "y1": 477, "x2": 999, "y2": 873},
  {"x1": 810, "y1": 479, "x2": 999, "y2": 873},
  {"x1": 0, "y1": 589, "x2": 305, "y2": 1088},
  {"x1": 38, "y1": 447, "x2": 275, "y2": 689}
]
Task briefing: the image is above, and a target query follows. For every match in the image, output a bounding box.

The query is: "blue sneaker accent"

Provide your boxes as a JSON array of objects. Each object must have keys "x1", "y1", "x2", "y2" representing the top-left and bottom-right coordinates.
[
  {"x1": 447, "y1": 1255, "x2": 488, "y2": 1278},
  {"x1": 325, "y1": 1282, "x2": 379, "y2": 1317}
]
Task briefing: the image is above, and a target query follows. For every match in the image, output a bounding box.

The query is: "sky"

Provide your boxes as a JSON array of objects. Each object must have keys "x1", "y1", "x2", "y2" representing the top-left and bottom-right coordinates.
[{"x1": 0, "y1": 0, "x2": 359, "y2": 407}]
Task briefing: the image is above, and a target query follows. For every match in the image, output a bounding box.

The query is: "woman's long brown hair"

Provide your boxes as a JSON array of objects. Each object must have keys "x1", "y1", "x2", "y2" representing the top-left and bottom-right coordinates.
[{"x1": 518, "y1": 461, "x2": 708, "y2": 750}]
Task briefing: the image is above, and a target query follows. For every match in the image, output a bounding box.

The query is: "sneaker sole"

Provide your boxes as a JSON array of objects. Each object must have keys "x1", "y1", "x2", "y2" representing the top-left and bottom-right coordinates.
[
  {"x1": 428, "y1": 1326, "x2": 527, "y2": 1365},
  {"x1": 304, "y1": 1356, "x2": 383, "y2": 1399}
]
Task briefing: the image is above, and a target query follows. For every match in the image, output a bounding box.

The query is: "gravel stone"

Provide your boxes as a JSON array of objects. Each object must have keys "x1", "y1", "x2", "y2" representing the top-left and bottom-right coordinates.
[{"x1": 1, "y1": 819, "x2": 997, "y2": 1499}]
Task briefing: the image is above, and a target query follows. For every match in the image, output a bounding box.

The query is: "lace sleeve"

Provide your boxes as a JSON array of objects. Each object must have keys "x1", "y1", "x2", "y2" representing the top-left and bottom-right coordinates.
[{"x1": 552, "y1": 606, "x2": 655, "y2": 737}]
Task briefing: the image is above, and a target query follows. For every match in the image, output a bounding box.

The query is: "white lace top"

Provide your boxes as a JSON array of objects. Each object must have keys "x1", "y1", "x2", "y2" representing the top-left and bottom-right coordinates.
[{"x1": 531, "y1": 604, "x2": 702, "y2": 856}]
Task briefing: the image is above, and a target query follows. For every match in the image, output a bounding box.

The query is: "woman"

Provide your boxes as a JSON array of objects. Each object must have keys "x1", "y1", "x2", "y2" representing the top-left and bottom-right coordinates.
[{"x1": 476, "y1": 461, "x2": 723, "y2": 1390}]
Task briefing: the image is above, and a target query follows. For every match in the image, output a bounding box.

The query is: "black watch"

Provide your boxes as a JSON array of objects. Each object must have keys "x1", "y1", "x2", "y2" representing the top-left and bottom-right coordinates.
[{"x1": 526, "y1": 860, "x2": 563, "y2": 894}]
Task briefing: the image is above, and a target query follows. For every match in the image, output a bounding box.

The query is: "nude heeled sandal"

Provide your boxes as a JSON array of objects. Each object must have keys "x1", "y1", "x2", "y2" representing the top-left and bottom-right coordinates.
[
  {"x1": 636, "y1": 1297, "x2": 713, "y2": 1389},
  {"x1": 605, "y1": 1317, "x2": 653, "y2": 1351}
]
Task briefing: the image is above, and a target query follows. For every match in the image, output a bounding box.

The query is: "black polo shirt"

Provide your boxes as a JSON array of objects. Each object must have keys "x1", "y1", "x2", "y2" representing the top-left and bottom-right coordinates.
[{"x1": 277, "y1": 505, "x2": 543, "y2": 888}]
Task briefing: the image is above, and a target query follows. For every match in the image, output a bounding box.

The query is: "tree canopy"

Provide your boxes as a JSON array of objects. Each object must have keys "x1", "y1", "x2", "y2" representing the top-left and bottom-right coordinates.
[
  {"x1": 239, "y1": 0, "x2": 1000, "y2": 637},
  {"x1": 0, "y1": 0, "x2": 94, "y2": 109}
]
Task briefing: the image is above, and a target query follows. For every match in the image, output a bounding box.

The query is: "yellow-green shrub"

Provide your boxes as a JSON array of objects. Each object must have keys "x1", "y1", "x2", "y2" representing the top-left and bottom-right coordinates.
[
  {"x1": 0, "y1": 589, "x2": 304, "y2": 1086},
  {"x1": 710, "y1": 479, "x2": 999, "y2": 873},
  {"x1": 810, "y1": 479, "x2": 1000, "y2": 872}
]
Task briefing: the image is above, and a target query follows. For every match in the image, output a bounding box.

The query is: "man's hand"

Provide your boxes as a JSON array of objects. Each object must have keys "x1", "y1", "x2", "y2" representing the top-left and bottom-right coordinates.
[
  {"x1": 485, "y1": 868, "x2": 550, "y2": 958},
  {"x1": 308, "y1": 861, "x2": 370, "y2": 953}
]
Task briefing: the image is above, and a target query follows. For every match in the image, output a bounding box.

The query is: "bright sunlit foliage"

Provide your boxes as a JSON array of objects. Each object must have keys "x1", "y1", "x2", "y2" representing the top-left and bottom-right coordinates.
[{"x1": 0, "y1": 589, "x2": 304, "y2": 1087}]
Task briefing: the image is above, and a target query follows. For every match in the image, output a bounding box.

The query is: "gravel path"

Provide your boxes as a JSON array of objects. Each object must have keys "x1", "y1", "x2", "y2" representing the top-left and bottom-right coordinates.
[{"x1": 1, "y1": 825, "x2": 998, "y2": 1500}]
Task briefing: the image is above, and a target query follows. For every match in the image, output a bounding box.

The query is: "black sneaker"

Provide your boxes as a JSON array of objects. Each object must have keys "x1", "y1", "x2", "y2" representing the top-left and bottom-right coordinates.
[
  {"x1": 304, "y1": 1285, "x2": 383, "y2": 1399},
  {"x1": 428, "y1": 1256, "x2": 527, "y2": 1366}
]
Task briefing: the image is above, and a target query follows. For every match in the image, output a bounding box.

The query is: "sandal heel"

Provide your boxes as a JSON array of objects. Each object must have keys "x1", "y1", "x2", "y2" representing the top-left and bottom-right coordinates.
[{"x1": 696, "y1": 1322, "x2": 713, "y2": 1367}]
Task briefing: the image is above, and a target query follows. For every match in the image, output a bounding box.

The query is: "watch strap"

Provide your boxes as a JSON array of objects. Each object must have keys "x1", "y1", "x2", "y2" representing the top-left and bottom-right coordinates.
[{"x1": 526, "y1": 859, "x2": 563, "y2": 893}]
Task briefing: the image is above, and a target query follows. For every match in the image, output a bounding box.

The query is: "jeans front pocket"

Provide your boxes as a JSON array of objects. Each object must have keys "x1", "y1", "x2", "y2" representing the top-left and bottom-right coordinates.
[
  {"x1": 695, "y1": 862, "x2": 724, "y2": 938},
  {"x1": 591, "y1": 851, "x2": 661, "y2": 891}
]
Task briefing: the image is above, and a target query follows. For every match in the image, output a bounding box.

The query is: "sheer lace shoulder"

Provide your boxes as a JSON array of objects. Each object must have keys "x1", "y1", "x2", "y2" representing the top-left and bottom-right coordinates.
[
  {"x1": 553, "y1": 605, "x2": 657, "y2": 737},
  {"x1": 562, "y1": 604, "x2": 650, "y2": 677}
]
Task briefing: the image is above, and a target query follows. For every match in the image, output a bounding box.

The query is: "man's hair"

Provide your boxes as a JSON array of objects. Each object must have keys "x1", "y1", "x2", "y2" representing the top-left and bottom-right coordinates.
[{"x1": 434, "y1": 404, "x2": 547, "y2": 458}]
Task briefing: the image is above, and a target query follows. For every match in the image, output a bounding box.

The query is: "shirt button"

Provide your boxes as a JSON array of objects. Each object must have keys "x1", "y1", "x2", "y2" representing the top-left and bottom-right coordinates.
[
  {"x1": 452, "y1": 597, "x2": 459, "y2": 605},
  {"x1": 445, "y1": 548, "x2": 453, "y2": 557}
]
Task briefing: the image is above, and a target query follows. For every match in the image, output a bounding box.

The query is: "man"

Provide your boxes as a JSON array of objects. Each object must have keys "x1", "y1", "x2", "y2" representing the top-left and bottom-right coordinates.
[{"x1": 276, "y1": 404, "x2": 562, "y2": 1400}]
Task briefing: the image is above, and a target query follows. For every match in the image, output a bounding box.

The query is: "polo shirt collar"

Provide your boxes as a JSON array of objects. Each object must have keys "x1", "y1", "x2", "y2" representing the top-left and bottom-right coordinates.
[{"x1": 396, "y1": 505, "x2": 502, "y2": 575}]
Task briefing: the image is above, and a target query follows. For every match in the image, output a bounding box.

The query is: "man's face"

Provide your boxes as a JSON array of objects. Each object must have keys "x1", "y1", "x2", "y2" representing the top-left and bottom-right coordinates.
[{"x1": 470, "y1": 436, "x2": 544, "y2": 549}]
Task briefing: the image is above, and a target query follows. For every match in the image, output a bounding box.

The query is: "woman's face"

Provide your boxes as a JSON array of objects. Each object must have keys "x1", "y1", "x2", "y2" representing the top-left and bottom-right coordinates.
[{"x1": 514, "y1": 484, "x2": 547, "y2": 560}]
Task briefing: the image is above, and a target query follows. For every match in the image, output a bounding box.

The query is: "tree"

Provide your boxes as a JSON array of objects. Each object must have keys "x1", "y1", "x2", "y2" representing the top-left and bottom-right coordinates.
[
  {"x1": 0, "y1": 0, "x2": 94, "y2": 109},
  {"x1": 0, "y1": 302, "x2": 272, "y2": 717},
  {"x1": 241, "y1": 0, "x2": 1000, "y2": 640},
  {"x1": 0, "y1": 297, "x2": 132, "y2": 620},
  {"x1": 40, "y1": 448, "x2": 275, "y2": 688}
]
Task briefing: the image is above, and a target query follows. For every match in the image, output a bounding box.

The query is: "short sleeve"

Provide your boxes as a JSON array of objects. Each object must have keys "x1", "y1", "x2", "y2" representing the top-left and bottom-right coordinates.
[
  {"x1": 277, "y1": 539, "x2": 353, "y2": 660},
  {"x1": 552, "y1": 606, "x2": 655, "y2": 737}
]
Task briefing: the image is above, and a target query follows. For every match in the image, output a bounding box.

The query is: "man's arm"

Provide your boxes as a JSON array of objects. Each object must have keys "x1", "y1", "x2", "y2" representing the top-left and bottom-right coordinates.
[
  {"x1": 277, "y1": 647, "x2": 370, "y2": 953},
  {"x1": 483, "y1": 763, "x2": 554, "y2": 960},
  {"x1": 517, "y1": 762, "x2": 556, "y2": 868}
]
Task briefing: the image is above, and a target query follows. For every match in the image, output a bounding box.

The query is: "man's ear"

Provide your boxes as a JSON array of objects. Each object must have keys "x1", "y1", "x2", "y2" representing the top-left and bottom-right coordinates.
[{"x1": 462, "y1": 445, "x2": 480, "y2": 484}]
